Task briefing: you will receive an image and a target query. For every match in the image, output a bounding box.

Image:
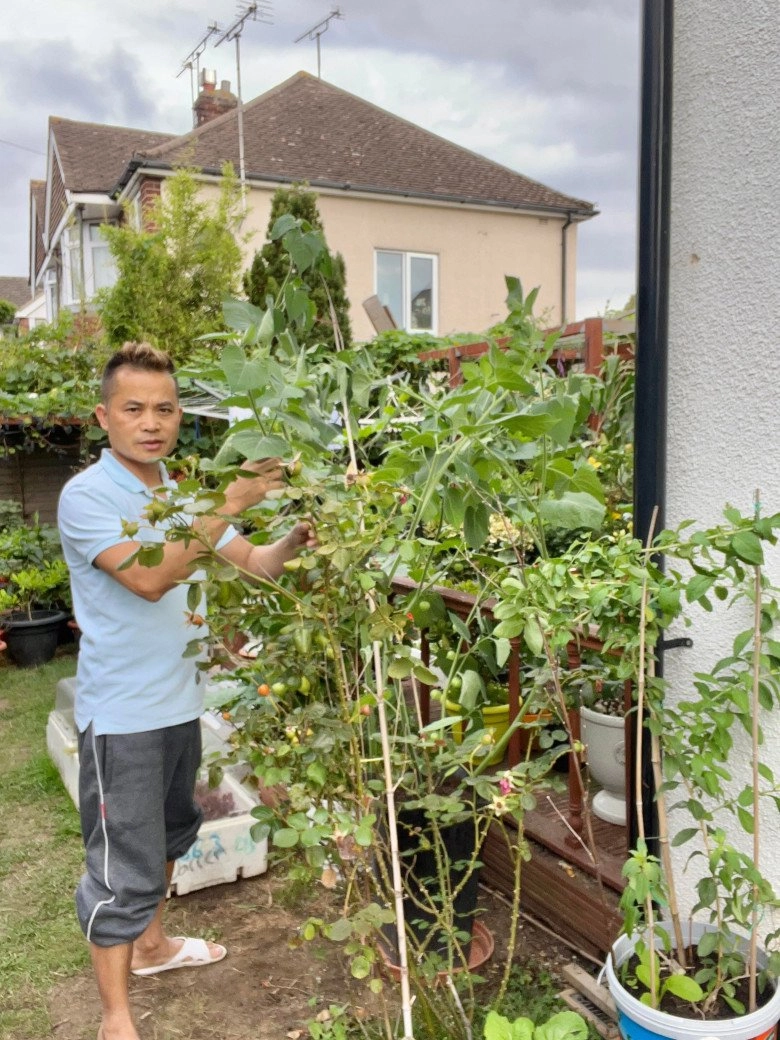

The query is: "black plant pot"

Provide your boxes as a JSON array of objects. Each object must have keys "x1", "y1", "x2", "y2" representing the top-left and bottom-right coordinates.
[
  {"x1": 377, "y1": 802, "x2": 483, "y2": 964},
  {"x1": 3, "y1": 610, "x2": 67, "y2": 667}
]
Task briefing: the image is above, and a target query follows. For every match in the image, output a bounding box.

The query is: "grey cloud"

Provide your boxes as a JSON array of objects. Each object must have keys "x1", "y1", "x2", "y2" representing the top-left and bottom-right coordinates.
[{"x1": 2, "y1": 40, "x2": 162, "y2": 128}]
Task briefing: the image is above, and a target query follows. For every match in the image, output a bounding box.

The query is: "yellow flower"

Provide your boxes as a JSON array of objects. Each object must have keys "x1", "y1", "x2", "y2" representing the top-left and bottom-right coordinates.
[{"x1": 587, "y1": 456, "x2": 602, "y2": 469}]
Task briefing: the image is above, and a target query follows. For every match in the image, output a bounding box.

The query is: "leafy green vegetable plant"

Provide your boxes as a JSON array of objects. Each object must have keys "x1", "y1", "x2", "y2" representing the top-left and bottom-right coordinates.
[{"x1": 483, "y1": 1009, "x2": 588, "y2": 1040}]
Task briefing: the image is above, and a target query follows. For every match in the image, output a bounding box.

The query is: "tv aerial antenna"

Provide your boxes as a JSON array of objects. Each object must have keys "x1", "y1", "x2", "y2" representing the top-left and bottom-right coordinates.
[
  {"x1": 177, "y1": 23, "x2": 222, "y2": 123},
  {"x1": 294, "y1": 7, "x2": 344, "y2": 79},
  {"x1": 214, "y1": 1, "x2": 274, "y2": 208}
]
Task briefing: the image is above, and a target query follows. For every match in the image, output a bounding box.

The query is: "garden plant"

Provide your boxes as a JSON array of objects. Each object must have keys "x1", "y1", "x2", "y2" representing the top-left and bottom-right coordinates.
[
  {"x1": 122, "y1": 211, "x2": 635, "y2": 1038},
  {"x1": 609, "y1": 502, "x2": 780, "y2": 1022}
]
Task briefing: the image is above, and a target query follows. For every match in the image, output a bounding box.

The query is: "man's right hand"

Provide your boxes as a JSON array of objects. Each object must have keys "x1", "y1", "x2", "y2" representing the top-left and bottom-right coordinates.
[{"x1": 222, "y1": 458, "x2": 285, "y2": 516}]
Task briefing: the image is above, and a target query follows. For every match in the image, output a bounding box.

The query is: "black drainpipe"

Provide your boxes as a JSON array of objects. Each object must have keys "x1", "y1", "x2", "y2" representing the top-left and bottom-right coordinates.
[
  {"x1": 560, "y1": 212, "x2": 574, "y2": 323},
  {"x1": 630, "y1": 0, "x2": 674, "y2": 852}
]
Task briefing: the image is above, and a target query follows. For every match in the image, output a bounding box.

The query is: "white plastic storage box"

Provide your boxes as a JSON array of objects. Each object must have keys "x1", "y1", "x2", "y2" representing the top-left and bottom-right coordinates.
[{"x1": 47, "y1": 677, "x2": 268, "y2": 896}]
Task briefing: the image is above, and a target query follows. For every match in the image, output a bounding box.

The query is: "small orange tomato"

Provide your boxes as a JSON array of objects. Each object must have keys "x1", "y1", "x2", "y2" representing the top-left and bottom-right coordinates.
[
  {"x1": 222, "y1": 711, "x2": 232, "y2": 721},
  {"x1": 257, "y1": 683, "x2": 271, "y2": 697},
  {"x1": 359, "y1": 704, "x2": 372, "y2": 716}
]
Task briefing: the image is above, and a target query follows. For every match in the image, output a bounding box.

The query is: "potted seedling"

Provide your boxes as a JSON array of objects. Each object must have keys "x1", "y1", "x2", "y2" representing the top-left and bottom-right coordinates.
[
  {"x1": 1, "y1": 559, "x2": 70, "y2": 666},
  {"x1": 602, "y1": 503, "x2": 780, "y2": 1039}
]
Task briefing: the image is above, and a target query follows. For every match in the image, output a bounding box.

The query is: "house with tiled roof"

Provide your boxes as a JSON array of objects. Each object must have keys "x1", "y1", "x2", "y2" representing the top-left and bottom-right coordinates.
[
  {"x1": 31, "y1": 122, "x2": 174, "y2": 323},
  {"x1": 30, "y1": 70, "x2": 596, "y2": 339},
  {"x1": 0, "y1": 276, "x2": 31, "y2": 310}
]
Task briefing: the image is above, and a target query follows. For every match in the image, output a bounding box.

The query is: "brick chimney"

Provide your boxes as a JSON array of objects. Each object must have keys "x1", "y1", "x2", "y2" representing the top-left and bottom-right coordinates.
[{"x1": 193, "y1": 69, "x2": 238, "y2": 126}]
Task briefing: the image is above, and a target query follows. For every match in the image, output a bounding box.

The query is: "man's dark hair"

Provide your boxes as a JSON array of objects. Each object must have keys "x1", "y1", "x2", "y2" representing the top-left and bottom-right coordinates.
[{"x1": 101, "y1": 342, "x2": 177, "y2": 403}]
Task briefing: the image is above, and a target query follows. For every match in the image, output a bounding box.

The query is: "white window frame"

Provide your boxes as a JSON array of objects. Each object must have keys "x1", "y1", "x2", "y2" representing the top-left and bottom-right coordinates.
[
  {"x1": 43, "y1": 268, "x2": 58, "y2": 323},
  {"x1": 86, "y1": 223, "x2": 118, "y2": 295},
  {"x1": 60, "y1": 220, "x2": 117, "y2": 307},
  {"x1": 375, "y1": 250, "x2": 438, "y2": 335},
  {"x1": 60, "y1": 224, "x2": 82, "y2": 306}
]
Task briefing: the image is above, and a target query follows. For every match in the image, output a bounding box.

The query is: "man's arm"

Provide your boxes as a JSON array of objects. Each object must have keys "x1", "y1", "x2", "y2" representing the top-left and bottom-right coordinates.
[
  {"x1": 94, "y1": 459, "x2": 287, "y2": 601},
  {"x1": 218, "y1": 521, "x2": 318, "y2": 582}
]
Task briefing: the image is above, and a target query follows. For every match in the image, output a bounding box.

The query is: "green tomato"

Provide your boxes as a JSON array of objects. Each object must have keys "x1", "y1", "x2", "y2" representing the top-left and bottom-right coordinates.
[{"x1": 271, "y1": 682, "x2": 287, "y2": 696}]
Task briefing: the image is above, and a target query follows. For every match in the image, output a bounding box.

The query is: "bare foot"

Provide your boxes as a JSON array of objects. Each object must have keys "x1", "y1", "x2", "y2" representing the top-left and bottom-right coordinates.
[{"x1": 98, "y1": 1018, "x2": 140, "y2": 1040}]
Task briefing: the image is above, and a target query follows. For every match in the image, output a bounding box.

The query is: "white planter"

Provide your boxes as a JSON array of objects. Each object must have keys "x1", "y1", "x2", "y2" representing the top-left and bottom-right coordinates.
[
  {"x1": 580, "y1": 705, "x2": 626, "y2": 826},
  {"x1": 47, "y1": 679, "x2": 268, "y2": 896},
  {"x1": 604, "y1": 924, "x2": 780, "y2": 1040}
]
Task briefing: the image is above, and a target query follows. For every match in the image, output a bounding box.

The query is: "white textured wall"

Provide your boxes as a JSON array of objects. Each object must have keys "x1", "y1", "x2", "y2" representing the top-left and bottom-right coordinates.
[{"x1": 665, "y1": 1, "x2": 780, "y2": 917}]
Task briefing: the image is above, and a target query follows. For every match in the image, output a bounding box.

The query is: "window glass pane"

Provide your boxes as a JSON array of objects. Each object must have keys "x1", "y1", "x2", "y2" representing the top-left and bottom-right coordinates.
[
  {"x1": 409, "y1": 256, "x2": 433, "y2": 330},
  {"x1": 376, "y1": 251, "x2": 403, "y2": 329},
  {"x1": 61, "y1": 228, "x2": 79, "y2": 304},
  {"x1": 88, "y1": 225, "x2": 117, "y2": 291},
  {"x1": 44, "y1": 269, "x2": 58, "y2": 321}
]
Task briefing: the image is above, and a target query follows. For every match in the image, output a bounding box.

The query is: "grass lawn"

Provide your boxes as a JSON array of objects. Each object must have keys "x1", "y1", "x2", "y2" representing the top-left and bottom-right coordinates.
[{"x1": 0, "y1": 649, "x2": 88, "y2": 1040}]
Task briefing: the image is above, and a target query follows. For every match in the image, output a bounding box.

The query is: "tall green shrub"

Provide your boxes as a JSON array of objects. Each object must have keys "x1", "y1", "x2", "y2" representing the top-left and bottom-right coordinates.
[
  {"x1": 243, "y1": 184, "x2": 352, "y2": 350},
  {"x1": 97, "y1": 166, "x2": 244, "y2": 362}
]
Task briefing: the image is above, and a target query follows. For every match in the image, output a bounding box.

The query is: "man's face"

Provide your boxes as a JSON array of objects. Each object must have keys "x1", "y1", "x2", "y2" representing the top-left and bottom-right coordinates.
[{"x1": 95, "y1": 366, "x2": 182, "y2": 482}]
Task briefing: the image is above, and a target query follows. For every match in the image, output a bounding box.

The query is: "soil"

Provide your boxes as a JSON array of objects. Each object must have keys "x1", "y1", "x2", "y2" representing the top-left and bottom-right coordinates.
[
  {"x1": 621, "y1": 949, "x2": 772, "y2": 1020},
  {"x1": 48, "y1": 871, "x2": 594, "y2": 1040}
]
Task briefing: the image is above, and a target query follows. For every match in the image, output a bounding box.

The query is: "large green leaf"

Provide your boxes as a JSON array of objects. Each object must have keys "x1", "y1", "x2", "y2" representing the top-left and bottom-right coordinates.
[
  {"x1": 570, "y1": 463, "x2": 606, "y2": 504},
  {"x1": 538, "y1": 395, "x2": 579, "y2": 447},
  {"x1": 663, "y1": 974, "x2": 705, "y2": 1003},
  {"x1": 497, "y1": 411, "x2": 560, "y2": 438},
  {"x1": 464, "y1": 501, "x2": 490, "y2": 549},
  {"x1": 222, "y1": 297, "x2": 264, "y2": 332},
  {"x1": 535, "y1": 1012, "x2": 589, "y2": 1040},
  {"x1": 458, "y1": 669, "x2": 484, "y2": 711},
  {"x1": 730, "y1": 530, "x2": 764, "y2": 566},
  {"x1": 271, "y1": 213, "x2": 298, "y2": 240},
  {"x1": 219, "y1": 431, "x2": 291, "y2": 462},
  {"x1": 539, "y1": 491, "x2": 605, "y2": 531},
  {"x1": 221, "y1": 343, "x2": 270, "y2": 393},
  {"x1": 443, "y1": 483, "x2": 467, "y2": 528},
  {"x1": 483, "y1": 1011, "x2": 528, "y2": 1040}
]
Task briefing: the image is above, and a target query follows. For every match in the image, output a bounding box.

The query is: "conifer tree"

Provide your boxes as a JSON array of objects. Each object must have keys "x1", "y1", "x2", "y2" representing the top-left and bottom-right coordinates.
[{"x1": 243, "y1": 184, "x2": 352, "y2": 350}]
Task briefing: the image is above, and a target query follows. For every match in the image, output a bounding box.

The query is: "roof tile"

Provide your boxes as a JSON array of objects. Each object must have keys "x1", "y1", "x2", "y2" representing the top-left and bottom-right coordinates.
[
  {"x1": 50, "y1": 117, "x2": 174, "y2": 193},
  {"x1": 0, "y1": 276, "x2": 31, "y2": 308},
  {"x1": 139, "y1": 71, "x2": 594, "y2": 215}
]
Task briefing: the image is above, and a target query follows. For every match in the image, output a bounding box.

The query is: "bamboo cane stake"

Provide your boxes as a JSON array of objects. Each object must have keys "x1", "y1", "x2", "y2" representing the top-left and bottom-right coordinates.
[
  {"x1": 326, "y1": 288, "x2": 415, "y2": 1038},
  {"x1": 648, "y1": 663, "x2": 687, "y2": 970},
  {"x1": 636, "y1": 506, "x2": 686, "y2": 996},
  {"x1": 748, "y1": 488, "x2": 762, "y2": 1012}
]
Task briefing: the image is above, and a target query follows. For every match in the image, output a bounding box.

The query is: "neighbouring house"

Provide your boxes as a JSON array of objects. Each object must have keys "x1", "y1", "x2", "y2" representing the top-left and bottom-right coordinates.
[
  {"x1": 0, "y1": 276, "x2": 30, "y2": 312},
  {"x1": 0, "y1": 276, "x2": 41, "y2": 333},
  {"x1": 30, "y1": 70, "x2": 596, "y2": 341}
]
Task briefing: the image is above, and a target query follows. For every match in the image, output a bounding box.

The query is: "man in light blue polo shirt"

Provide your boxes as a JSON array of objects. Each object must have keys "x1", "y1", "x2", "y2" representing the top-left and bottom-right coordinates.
[{"x1": 58, "y1": 341, "x2": 315, "y2": 1040}]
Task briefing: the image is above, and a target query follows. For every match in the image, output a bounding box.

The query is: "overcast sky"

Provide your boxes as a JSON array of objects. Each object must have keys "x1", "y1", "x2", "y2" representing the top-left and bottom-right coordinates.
[{"x1": 0, "y1": 0, "x2": 640, "y2": 320}]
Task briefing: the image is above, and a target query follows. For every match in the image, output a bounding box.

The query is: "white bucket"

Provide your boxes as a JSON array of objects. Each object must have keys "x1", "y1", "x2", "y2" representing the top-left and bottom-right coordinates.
[{"x1": 604, "y1": 925, "x2": 780, "y2": 1040}]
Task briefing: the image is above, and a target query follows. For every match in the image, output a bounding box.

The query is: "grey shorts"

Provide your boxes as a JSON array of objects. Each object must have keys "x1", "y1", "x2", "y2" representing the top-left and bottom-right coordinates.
[{"x1": 76, "y1": 719, "x2": 203, "y2": 947}]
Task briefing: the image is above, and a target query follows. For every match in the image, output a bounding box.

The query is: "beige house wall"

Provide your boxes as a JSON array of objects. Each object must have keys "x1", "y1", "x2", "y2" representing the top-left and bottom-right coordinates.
[{"x1": 191, "y1": 180, "x2": 580, "y2": 342}]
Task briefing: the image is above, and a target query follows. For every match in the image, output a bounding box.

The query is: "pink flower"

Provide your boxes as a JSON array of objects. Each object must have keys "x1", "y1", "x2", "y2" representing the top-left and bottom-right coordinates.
[{"x1": 499, "y1": 776, "x2": 512, "y2": 796}]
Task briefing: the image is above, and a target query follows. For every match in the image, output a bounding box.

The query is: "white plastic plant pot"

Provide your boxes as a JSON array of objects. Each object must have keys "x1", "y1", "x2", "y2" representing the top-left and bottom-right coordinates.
[
  {"x1": 169, "y1": 770, "x2": 268, "y2": 896},
  {"x1": 604, "y1": 924, "x2": 780, "y2": 1040},
  {"x1": 47, "y1": 682, "x2": 268, "y2": 897}
]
